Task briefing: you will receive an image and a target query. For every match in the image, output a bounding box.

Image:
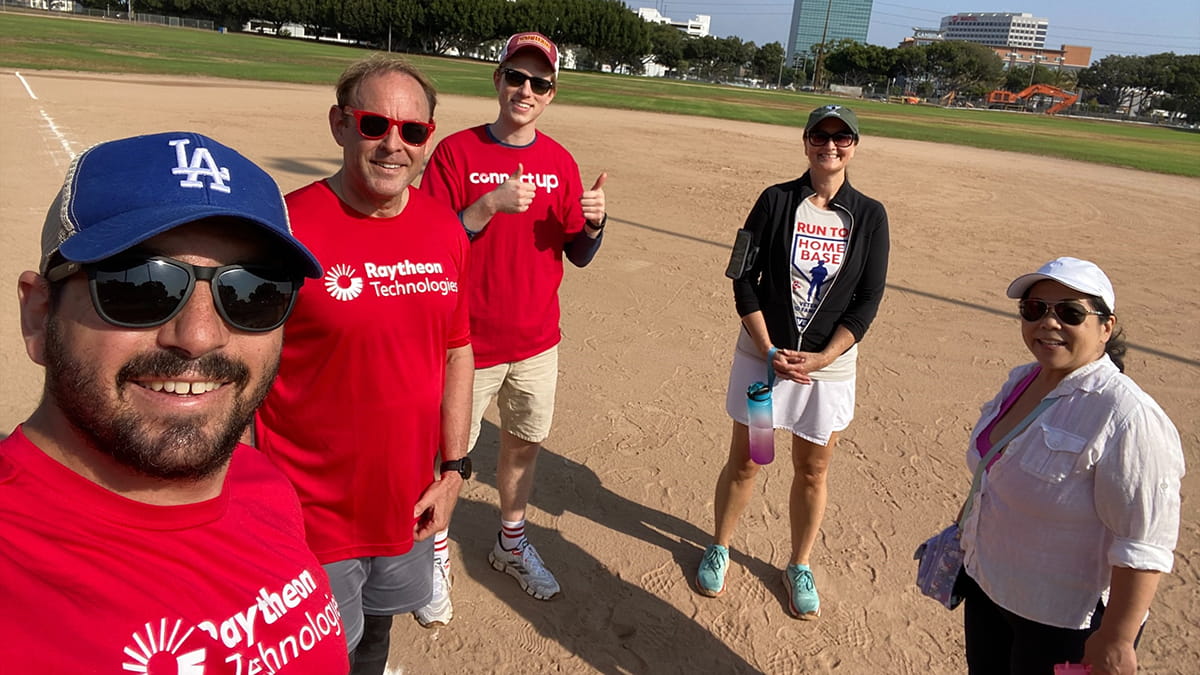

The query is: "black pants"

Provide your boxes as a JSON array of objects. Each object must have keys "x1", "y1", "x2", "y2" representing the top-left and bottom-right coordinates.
[
  {"x1": 960, "y1": 570, "x2": 1142, "y2": 675},
  {"x1": 349, "y1": 614, "x2": 393, "y2": 675}
]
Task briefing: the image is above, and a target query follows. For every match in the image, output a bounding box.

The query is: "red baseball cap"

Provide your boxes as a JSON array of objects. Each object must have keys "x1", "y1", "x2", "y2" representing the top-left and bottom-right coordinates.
[{"x1": 499, "y1": 32, "x2": 559, "y2": 74}]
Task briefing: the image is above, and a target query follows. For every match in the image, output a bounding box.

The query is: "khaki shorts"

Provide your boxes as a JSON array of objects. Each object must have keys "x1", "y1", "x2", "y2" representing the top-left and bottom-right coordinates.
[{"x1": 468, "y1": 346, "x2": 558, "y2": 450}]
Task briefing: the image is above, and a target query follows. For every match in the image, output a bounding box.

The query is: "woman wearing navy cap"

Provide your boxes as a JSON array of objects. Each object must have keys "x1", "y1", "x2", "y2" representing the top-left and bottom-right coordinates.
[{"x1": 696, "y1": 105, "x2": 889, "y2": 619}]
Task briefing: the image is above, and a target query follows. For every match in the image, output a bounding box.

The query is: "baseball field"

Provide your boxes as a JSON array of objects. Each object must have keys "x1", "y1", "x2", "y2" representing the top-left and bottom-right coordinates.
[{"x1": 1, "y1": 13, "x2": 1197, "y2": 674}]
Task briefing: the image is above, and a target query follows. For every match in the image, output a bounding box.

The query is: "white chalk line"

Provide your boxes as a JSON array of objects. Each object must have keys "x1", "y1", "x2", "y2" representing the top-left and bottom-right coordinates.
[{"x1": 14, "y1": 71, "x2": 76, "y2": 162}]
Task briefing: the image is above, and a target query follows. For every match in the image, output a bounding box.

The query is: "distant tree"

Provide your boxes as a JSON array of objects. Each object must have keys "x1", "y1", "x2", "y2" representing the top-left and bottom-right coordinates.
[
  {"x1": 824, "y1": 39, "x2": 891, "y2": 87},
  {"x1": 1159, "y1": 54, "x2": 1200, "y2": 121},
  {"x1": 751, "y1": 41, "x2": 786, "y2": 84},
  {"x1": 646, "y1": 22, "x2": 686, "y2": 75},
  {"x1": 924, "y1": 40, "x2": 1004, "y2": 94},
  {"x1": 1078, "y1": 54, "x2": 1144, "y2": 115}
]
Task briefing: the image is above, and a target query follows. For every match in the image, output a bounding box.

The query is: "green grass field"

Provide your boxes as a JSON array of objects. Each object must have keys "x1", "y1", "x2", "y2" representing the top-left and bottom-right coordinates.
[{"x1": 2, "y1": 11, "x2": 1198, "y2": 177}]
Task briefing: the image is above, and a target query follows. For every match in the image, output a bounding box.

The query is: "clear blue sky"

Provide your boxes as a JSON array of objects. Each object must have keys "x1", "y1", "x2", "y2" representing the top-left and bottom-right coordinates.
[{"x1": 623, "y1": 1, "x2": 1200, "y2": 61}]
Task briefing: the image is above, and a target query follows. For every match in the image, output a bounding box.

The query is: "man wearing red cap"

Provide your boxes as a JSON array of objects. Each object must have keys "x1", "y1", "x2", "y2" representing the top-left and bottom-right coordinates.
[{"x1": 418, "y1": 31, "x2": 608, "y2": 623}]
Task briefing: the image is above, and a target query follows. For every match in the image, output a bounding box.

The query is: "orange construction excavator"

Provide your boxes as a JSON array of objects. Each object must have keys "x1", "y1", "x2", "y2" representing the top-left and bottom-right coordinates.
[{"x1": 985, "y1": 84, "x2": 1079, "y2": 115}]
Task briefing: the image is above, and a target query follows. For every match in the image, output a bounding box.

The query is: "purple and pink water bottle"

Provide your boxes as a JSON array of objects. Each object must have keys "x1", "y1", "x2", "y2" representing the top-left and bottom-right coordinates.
[{"x1": 746, "y1": 347, "x2": 778, "y2": 465}]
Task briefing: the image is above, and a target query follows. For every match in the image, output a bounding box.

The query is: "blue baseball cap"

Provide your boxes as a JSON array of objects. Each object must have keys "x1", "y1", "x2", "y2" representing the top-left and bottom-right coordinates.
[{"x1": 40, "y1": 132, "x2": 321, "y2": 278}]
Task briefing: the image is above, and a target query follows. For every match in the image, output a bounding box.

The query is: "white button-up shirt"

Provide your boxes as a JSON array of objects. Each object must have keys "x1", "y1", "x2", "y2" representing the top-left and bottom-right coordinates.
[{"x1": 961, "y1": 355, "x2": 1184, "y2": 629}]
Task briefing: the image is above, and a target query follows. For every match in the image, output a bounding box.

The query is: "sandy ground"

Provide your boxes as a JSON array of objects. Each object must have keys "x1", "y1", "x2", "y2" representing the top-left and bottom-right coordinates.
[{"x1": 2, "y1": 70, "x2": 1197, "y2": 674}]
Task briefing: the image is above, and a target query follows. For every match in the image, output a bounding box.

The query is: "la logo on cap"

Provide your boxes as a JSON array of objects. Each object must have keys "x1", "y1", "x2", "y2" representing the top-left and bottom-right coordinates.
[{"x1": 170, "y1": 138, "x2": 231, "y2": 193}]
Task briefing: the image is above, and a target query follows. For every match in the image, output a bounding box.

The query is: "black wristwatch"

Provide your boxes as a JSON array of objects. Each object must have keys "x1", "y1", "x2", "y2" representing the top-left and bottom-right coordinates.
[{"x1": 440, "y1": 457, "x2": 472, "y2": 480}]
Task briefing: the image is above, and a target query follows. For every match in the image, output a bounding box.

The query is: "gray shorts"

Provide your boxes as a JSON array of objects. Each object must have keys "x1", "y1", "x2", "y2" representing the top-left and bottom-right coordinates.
[{"x1": 323, "y1": 536, "x2": 433, "y2": 651}]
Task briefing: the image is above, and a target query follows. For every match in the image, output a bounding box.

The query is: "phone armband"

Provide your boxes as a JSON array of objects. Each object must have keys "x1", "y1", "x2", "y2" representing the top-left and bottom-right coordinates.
[{"x1": 724, "y1": 229, "x2": 758, "y2": 280}]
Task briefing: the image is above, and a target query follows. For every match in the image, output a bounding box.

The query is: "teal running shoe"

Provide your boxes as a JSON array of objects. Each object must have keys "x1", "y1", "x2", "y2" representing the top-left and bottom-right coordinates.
[
  {"x1": 695, "y1": 544, "x2": 729, "y2": 597},
  {"x1": 783, "y1": 564, "x2": 821, "y2": 619}
]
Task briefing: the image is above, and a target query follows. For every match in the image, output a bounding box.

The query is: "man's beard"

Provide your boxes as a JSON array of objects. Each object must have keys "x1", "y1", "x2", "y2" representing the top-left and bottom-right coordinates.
[{"x1": 43, "y1": 318, "x2": 276, "y2": 481}]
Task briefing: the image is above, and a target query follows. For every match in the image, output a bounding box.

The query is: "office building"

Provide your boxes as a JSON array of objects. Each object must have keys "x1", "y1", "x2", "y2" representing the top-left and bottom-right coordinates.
[
  {"x1": 786, "y1": 0, "x2": 874, "y2": 65},
  {"x1": 938, "y1": 12, "x2": 1047, "y2": 49}
]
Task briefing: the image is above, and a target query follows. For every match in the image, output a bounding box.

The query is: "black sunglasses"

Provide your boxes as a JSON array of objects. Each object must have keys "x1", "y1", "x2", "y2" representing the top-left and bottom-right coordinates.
[
  {"x1": 499, "y1": 67, "x2": 555, "y2": 95},
  {"x1": 344, "y1": 107, "x2": 436, "y2": 146},
  {"x1": 1018, "y1": 299, "x2": 1105, "y2": 326},
  {"x1": 48, "y1": 256, "x2": 304, "y2": 332},
  {"x1": 806, "y1": 131, "x2": 857, "y2": 148}
]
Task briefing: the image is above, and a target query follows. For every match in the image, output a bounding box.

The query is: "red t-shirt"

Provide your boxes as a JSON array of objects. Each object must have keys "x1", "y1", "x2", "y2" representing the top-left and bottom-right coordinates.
[
  {"x1": 256, "y1": 182, "x2": 470, "y2": 563},
  {"x1": 420, "y1": 125, "x2": 586, "y2": 368},
  {"x1": 0, "y1": 428, "x2": 349, "y2": 674}
]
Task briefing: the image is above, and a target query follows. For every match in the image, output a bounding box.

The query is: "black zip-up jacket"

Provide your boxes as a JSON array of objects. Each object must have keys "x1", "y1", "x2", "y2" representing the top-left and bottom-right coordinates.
[{"x1": 731, "y1": 171, "x2": 890, "y2": 353}]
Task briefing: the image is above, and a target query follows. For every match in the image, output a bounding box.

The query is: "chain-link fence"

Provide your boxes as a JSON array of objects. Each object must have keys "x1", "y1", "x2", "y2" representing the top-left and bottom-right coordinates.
[{"x1": 2, "y1": 1, "x2": 214, "y2": 31}]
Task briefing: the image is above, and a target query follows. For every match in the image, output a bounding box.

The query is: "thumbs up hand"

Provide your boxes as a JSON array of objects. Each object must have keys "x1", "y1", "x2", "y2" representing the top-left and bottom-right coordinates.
[
  {"x1": 581, "y1": 172, "x2": 607, "y2": 228},
  {"x1": 493, "y1": 163, "x2": 536, "y2": 214}
]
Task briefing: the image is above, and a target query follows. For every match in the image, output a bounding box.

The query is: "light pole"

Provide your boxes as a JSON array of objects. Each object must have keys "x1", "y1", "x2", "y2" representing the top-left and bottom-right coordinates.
[{"x1": 812, "y1": 0, "x2": 834, "y2": 90}]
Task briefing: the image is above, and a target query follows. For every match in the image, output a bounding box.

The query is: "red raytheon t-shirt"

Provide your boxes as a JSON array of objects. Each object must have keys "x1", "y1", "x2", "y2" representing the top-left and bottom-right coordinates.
[
  {"x1": 421, "y1": 125, "x2": 586, "y2": 368},
  {"x1": 256, "y1": 182, "x2": 470, "y2": 563},
  {"x1": 0, "y1": 428, "x2": 349, "y2": 674}
]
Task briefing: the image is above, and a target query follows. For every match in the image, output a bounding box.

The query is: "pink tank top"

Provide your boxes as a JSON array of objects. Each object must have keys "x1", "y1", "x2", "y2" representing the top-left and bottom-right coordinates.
[{"x1": 975, "y1": 367, "x2": 1041, "y2": 470}]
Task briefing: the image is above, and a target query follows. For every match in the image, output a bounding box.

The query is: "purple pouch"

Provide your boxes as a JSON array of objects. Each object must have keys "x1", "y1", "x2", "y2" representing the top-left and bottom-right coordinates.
[{"x1": 914, "y1": 524, "x2": 965, "y2": 610}]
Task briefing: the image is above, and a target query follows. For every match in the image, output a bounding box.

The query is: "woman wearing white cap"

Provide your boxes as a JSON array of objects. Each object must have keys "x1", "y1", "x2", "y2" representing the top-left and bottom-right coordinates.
[{"x1": 956, "y1": 257, "x2": 1183, "y2": 674}]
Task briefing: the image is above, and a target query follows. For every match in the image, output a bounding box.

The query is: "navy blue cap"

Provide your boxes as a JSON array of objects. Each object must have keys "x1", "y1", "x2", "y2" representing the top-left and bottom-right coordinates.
[{"x1": 40, "y1": 132, "x2": 321, "y2": 278}]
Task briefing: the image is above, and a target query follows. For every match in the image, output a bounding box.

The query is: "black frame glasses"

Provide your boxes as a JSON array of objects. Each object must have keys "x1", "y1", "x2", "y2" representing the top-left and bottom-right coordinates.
[
  {"x1": 48, "y1": 255, "x2": 304, "y2": 332},
  {"x1": 344, "y1": 107, "x2": 436, "y2": 146},
  {"x1": 805, "y1": 131, "x2": 857, "y2": 148},
  {"x1": 1018, "y1": 299, "x2": 1105, "y2": 326},
  {"x1": 499, "y1": 67, "x2": 555, "y2": 95}
]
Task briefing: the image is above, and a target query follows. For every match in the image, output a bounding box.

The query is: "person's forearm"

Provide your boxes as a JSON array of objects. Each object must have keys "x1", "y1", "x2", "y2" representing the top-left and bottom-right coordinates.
[
  {"x1": 440, "y1": 345, "x2": 474, "y2": 462},
  {"x1": 1098, "y1": 566, "x2": 1160, "y2": 642},
  {"x1": 740, "y1": 311, "x2": 773, "y2": 358},
  {"x1": 460, "y1": 195, "x2": 496, "y2": 233},
  {"x1": 565, "y1": 226, "x2": 603, "y2": 266},
  {"x1": 818, "y1": 325, "x2": 857, "y2": 361}
]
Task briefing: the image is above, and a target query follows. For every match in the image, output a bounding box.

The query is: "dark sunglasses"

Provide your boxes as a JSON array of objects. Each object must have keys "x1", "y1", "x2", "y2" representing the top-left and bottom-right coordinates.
[
  {"x1": 48, "y1": 256, "x2": 304, "y2": 332},
  {"x1": 806, "y1": 131, "x2": 857, "y2": 148},
  {"x1": 499, "y1": 67, "x2": 555, "y2": 95},
  {"x1": 344, "y1": 107, "x2": 436, "y2": 146},
  {"x1": 1018, "y1": 299, "x2": 1105, "y2": 326}
]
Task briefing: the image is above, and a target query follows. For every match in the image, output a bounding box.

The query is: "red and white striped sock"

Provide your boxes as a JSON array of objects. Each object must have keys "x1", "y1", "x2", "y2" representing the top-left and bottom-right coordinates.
[
  {"x1": 433, "y1": 529, "x2": 450, "y2": 570},
  {"x1": 499, "y1": 518, "x2": 526, "y2": 551}
]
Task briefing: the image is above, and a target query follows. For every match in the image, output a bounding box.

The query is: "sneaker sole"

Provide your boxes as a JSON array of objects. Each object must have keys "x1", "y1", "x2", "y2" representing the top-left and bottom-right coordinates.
[
  {"x1": 413, "y1": 612, "x2": 452, "y2": 628},
  {"x1": 489, "y1": 551, "x2": 559, "y2": 601},
  {"x1": 781, "y1": 570, "x2": 821, "y2": 620}
]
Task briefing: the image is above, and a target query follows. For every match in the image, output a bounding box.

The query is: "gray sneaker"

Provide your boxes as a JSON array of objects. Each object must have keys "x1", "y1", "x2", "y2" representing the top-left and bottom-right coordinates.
[
  {"x1": 489, "y1": 535, "x2": 560, "y2": 600},
  {"x1": 413, "y1": 557, "x2": 453, "y2": 627}
]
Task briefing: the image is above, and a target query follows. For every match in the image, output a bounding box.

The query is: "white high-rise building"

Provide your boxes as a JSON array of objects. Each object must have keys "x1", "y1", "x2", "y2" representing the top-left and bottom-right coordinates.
[{"x1": 939, "y1": 12, "x2": 1047, "y2": 49}]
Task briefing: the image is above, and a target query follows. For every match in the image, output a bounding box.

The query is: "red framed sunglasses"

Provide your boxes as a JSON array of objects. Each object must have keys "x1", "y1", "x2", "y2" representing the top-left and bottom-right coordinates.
[{"x1": 343, "y1": 107, "x2": 436, "y2": 146}]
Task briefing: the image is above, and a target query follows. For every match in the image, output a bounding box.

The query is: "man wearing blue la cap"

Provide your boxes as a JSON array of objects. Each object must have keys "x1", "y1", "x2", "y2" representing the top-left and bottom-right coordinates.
[{"x1": 0, "y1": 132, "x2": 349, "y2": 672}]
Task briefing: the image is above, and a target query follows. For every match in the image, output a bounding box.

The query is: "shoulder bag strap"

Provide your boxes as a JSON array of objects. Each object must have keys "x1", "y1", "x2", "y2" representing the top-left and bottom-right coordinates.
[{"x1": 957, "y1": 394, "x2": 1061, "y2": 529}]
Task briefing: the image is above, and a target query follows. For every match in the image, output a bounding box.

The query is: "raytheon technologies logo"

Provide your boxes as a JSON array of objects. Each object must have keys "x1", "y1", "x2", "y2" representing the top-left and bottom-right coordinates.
[
  {"x1": 122, "y1": 619, "x2": 206, "y2": 674},
  {"x1": 324, "y1": 264, "x2": 365, "y2": 301}
]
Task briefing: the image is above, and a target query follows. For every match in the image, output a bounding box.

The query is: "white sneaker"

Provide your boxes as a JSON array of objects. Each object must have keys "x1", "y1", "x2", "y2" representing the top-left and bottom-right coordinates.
[
  {"x1": 488, "y1": 535, "x2": 560, "y2": 600},
  {"x1": 413, "y1": 558, "x2": 453, "y2": 627}
]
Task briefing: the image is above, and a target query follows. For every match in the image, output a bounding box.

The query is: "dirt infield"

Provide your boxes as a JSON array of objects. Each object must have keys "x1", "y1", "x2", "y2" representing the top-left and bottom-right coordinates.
[{"x1": 2, "y1": 70, "x2": 1197, "y2": 674}]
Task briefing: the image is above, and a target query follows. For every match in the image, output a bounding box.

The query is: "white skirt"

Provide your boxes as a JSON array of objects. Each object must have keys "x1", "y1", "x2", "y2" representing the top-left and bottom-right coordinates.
[{"x1": 724, "y1": 333, "x2": 856, "y2": 446}]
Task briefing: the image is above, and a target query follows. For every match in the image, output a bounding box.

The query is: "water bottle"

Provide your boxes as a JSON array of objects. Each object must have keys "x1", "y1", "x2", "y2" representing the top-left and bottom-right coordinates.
[{"x1": 746, "y1": 381, "x2": 774, "y2": 464}]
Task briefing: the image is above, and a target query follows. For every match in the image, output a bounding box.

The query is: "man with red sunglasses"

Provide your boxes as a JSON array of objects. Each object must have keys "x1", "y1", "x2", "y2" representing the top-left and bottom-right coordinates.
[
  {"x1": 254, "y1": 55, "x2": 473, "y2": 674},
  {"x1": 418, "y1": 32, "x2": 608, "y2": 623},
  {"x1": 2, "y1": 132, "x2": 349, "y2": 672}
]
